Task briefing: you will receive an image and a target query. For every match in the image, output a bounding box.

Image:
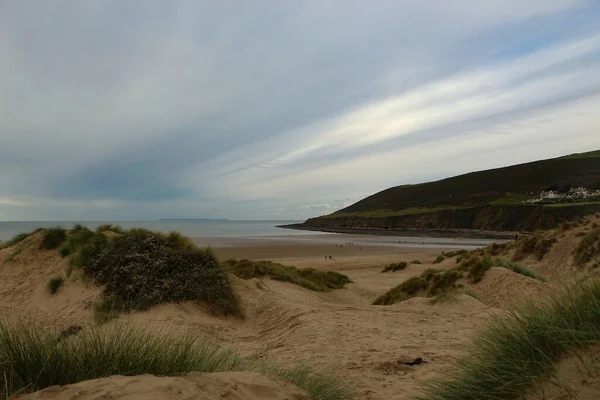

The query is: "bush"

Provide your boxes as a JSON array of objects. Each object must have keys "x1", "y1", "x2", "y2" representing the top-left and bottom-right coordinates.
[
  {"x1": 417, "y1": 281, "x2": 600, "y2": 400},
  {"x1": 222, "y1": 259, "x2": 351, "y2": 292},
  {"x1": 573, "y1": 229, "x2": 600, "y2": 266},
  {"x1": 382, "y1": 262, "x2": 408, "y2": 273},
  {"x1": 410, "y1": 260, "x2": 422, "y2": 264},
  {"x1": 47, "y1": 276, "x2": 64, "y2": 295},
  {"x1": 81, "y1": 229, "x2": 241, "y2": 317},
  {"x1": 0, "y1": 320, "x2": 353, "y2": 400},
  {"x1": 433, "y1": 255, "x2": 445, "y2": 264},
  {"x1": 41, "y1": 227, "x2": 67, "y2": 249}
]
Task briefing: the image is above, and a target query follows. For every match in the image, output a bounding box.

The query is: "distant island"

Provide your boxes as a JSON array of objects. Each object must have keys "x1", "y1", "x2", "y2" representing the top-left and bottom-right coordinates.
[
  {"x1": 158, "y1": 218, "x2": 229, "y2": 221},
  {"x1": 281, "y1": 149, "x2": 600, "y2": 235}
]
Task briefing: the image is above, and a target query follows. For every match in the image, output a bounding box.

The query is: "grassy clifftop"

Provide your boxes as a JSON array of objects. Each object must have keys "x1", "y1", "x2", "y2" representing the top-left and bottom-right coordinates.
[{"x1": 298, "y1": 150, "x2": 600, "y2": 233}]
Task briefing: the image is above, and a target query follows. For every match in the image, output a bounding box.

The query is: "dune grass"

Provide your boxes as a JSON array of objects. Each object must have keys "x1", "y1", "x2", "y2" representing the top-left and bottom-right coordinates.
[
  {"x1": 41, "y1": 227, "x2": 67, "y2": 249},
  {"x1": 374, "y1": 256, "x2": 547, "y2": 306},
  {"x1": 47, "y1": 276, "x2": 64, "y2": 295},
  {"x1": 381, "y1": 261, "x2": 408, "y2": 273},
  {"x1": 373, "y1": 268, "x2": 461, "y2": 305},
  {"x1": 417, "y1": 279, "x2": 600, "y2": 400},
  {"x1": 493, "y1": 259, "x2": 549, "y2": 282},
  {"x1": 512, "y1": 236, "x2": 556, "y2": 261},
  {"x1": 0, "y1": 320, "x2": 353, "y2": 400},
  {"x1": 222, "y1": 259, "x2": 351, "y2": 292},
  {"x1": 0, "y1": 233, "x2": 30, "y2": 250}
]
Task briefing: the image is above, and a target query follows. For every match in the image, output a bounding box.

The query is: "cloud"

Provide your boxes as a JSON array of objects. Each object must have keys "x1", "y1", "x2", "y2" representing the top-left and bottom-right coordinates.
[{"x1": 0, "y1": 1, "x2": 598, "y2": 220}]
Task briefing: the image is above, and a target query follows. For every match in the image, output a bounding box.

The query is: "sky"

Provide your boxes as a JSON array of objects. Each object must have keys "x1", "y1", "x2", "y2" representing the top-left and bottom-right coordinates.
[{"x1": 1, "y1": 1, "x2": 600, "y2": 221}]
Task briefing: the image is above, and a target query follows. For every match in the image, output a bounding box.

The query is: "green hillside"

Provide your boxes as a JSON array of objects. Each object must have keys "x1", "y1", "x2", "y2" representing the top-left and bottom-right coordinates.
[{"x1": 297, "y1": 150, "x2": 600, "y2": 233}]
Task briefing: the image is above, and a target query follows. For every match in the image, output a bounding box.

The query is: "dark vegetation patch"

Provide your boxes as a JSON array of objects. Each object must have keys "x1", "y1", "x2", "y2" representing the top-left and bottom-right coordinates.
[
  {"x1": 222, "y1": 259, "x2": 351, "y2": 292},
  {"x1": 417, "y1": 280, "x2": 600, "y2": 400},
  {"x1": 573, "y1": 228, "x2": 600, "y2": 266},
  {"x1": 54, "y1": 226, "x2": 241, "y2": 319},
  {"x1": 47, "y1": 276, "x2": 64, "y2": 295},
  {"x1": 410, "y1": 260, "x2": 422, "y2": 264},
  {"x1": 41, "y1": 227, "x2": 67, "y2": 249},
  {"x1": 82, "y1": 229, "x2": 241, "y2": 318},
  {"x1": 382, "y1": 262, "x2": 408, "y2": 273}
]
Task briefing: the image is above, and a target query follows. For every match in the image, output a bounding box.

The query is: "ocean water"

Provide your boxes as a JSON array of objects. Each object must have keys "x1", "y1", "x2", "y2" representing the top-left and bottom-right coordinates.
[{"x1": 0, "y1": 220, "x2": 304, "y2": 242}]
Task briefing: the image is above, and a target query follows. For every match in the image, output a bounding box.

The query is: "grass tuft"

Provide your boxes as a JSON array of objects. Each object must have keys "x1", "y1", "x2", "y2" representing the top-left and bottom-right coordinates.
[
  {"x1": 0, "y1": 320, "x2": 352, "y2": 400},
  {"x1": 222, "y1": 259, "x2": 351, "y2": 292},
  {"x1": 41, "y1": 227, "x2": 67, "y2": 249},
  {"x1": 493, "y1": 259, "x2": 548, "y2": 282},
  {"x1": 417, "y1": 280, "x2": 600, "y2": 400},
  {"x1": 47, "y1": 276, "x2": 64, "y2": 295},
  {"x1": 382, "y1": 262, "x2": 408, "y2": 273}
]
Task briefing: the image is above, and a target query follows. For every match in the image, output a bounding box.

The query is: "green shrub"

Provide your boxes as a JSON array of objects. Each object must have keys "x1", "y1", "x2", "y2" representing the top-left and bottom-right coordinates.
[
  {"x1": 410, "y1": 260, "x2": 422, "y2": 264},
  {"x1": 47, "y1": 276, "x2": 64, "y2": 295},
  {"x1": 433, "y1": 255, "x2": 445, "y2": 264},
  {"x1": 417, "y1": 281, "x2": 600, "y2": 400},
  {"x1": 82, "y1": 229, "x2": 241, "y2": 317},
  {"x1": 41, "y1": 227, "x2": 67, "y2": 249},
  {"x1": 95, "y1": 224, "x2": 124, "y2": 234},
  {"x1": 573, "y1": 229, "x2": 600, "y2": 266},
  {"x1": 382, "y1": 262, "x2": 408, "y2": 273},
  {"x1": 223, "y1": 259, "x2": 351, "y2": 292},
  {"x1": 0, "y1": 320, "x2": 353, "y2": 400}
]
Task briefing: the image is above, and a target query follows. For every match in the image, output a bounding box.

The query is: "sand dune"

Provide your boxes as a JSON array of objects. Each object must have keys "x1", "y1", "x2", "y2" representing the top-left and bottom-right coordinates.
[{"x1": 0, "y1": 222, "x2": 596, "y2": 399}]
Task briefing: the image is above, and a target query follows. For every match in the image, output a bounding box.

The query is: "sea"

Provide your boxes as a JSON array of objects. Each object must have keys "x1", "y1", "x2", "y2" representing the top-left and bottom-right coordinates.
[{"x1": 0, "y1": 220, "x2": 305, "y2": 242}]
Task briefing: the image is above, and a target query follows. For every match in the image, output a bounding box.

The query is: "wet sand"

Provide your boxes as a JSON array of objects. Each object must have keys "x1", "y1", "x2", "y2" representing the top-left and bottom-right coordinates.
[{"x1": 192, "y1": 233, "x2": 503, "y2": 262}]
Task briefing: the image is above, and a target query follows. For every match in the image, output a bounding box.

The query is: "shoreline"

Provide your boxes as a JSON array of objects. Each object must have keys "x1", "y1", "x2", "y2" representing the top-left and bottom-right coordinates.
[{"x1": 276, "y1": 223, "x2": 517, "y2": 240}]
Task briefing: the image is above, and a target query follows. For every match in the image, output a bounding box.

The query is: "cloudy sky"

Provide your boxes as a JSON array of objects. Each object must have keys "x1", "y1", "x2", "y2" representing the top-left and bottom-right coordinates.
[{"x1": 1, "y1": 1, "x2": 599, "y2": 221}]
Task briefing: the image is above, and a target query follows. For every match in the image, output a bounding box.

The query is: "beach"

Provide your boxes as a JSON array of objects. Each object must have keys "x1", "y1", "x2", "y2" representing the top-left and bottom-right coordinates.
[{"x1": 198, "y1": 233, "x2": 500, "y2": 263}]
